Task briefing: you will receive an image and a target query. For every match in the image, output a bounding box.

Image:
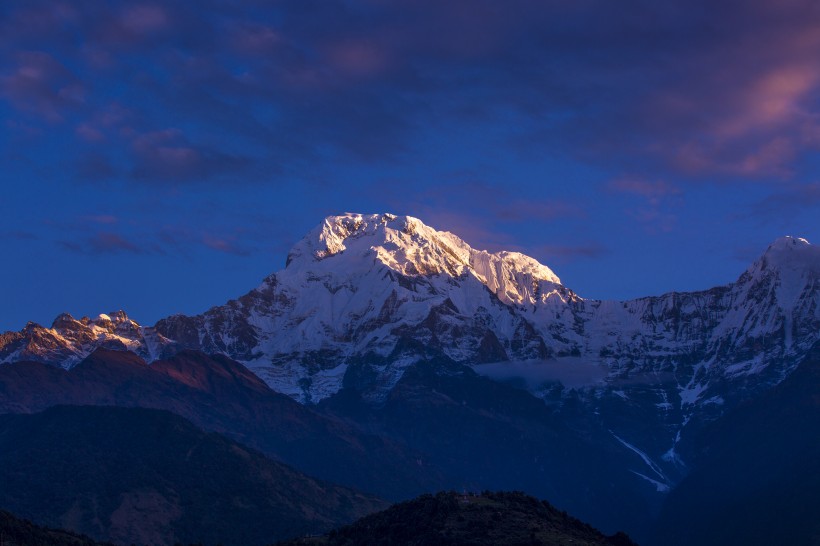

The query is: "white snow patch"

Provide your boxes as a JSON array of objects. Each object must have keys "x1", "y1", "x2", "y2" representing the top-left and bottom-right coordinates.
[
  {"x1": 679, "y1": 382, "x2": 708, "y2": 406},
  {"x1": 630, "y1": 470, "x2": 671, "y2": 492},
  {"x1": 611, "y1": 432, "x2": 669, "y2": 484}
]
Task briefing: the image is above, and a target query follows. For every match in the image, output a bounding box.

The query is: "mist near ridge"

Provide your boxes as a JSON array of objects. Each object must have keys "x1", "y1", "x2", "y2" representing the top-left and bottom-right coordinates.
[{"x1": 474, "y1": 358, "x2": 609, "y2": 390}]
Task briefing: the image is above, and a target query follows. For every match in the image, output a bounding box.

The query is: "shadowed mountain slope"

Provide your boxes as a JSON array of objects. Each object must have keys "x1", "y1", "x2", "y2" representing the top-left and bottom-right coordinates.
[
  {"x1": 0, "y1": 348, "x2": 441, "y2": 501},
  {"x1": 0, "y1": 405, "x2": 387, "y2": 546},
  {"x1": 653, "y1": 342, "x2": 820, "y2": 545}
]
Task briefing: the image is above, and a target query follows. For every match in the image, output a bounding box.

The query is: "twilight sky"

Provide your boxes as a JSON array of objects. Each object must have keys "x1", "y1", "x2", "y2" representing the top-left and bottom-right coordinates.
[{"x1": 2, "y1": 0, "x2": 820, "y2": 331}]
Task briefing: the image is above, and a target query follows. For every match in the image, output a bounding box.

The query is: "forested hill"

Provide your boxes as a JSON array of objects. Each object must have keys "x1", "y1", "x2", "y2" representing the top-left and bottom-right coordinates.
[{"x1": 277, "y1": 491, "x2": 638, "y2": 546}]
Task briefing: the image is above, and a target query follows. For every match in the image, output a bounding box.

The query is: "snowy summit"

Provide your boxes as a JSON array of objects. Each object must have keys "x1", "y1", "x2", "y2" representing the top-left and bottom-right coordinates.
[{"x1": 285, "y1": 213, "x2": 562, "y2": 304}]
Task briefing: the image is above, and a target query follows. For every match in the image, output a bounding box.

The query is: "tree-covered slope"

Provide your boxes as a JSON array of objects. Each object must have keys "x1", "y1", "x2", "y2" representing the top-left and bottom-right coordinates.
[{"x1": 278, "y1": 491, "x2": 637, "y2": 546}]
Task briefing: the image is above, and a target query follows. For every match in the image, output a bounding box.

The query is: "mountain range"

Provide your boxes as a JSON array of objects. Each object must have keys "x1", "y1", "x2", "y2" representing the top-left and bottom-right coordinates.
[{"x1": 1, "y1": 212, "x2": 818, "y2": 544}]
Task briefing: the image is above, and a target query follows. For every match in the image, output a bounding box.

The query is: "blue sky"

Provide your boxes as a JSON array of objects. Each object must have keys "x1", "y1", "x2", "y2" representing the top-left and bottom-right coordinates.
[{"x1": 2, "y1": 0, "x2": 820, "y2": 331}]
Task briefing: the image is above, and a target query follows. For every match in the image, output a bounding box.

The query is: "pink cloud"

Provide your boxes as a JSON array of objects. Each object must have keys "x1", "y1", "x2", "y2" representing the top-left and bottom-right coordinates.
[
  {"x1": 82, "y1": 45, "x2": 117, "y2": 70},
  {"x1": 627, "y1": 208, "x2": 678, "y2": 234},
  {"x1": 327, "y1": 41, "x2": 389, "y2": 77},
  {"x1": 121, "y1": 5, "x2": 169, "y2": 35},
  {"x1": 607, "y1": 178, "x2": 682, "y2": 232},
  {"x1": 1, "y1": 3, "x2": 80, "y2": 43},
  {"x1": 637, "y1": 12, "x2": 820, "y2": 179},
  {"x1": 83, "y1": 232, "x2": 144, "y2": 255},
  {"x1": 202, "y1": 235, "x2": 252, "y2": 256},
  {"x1": 81, "y1": 215, "x2": 119, "y2": 225},
  {"x1": 129, "y1": 128, "x2": 249, "y2": 183},
  {"x1": 718, "y1": 65, "x2": 817, "y2": 138},
  {"x1": 0, "y1": 51, "x2": 85, "y2": 122},
  {"x1": 131, "y1": 129, "x2": 203, "y2": 178},
  {"x1": 232, "y1": 23, "x2": 281, "y2": 55},
  {"x1": 607, "y1": 179, "x2": 682, "y2": 205},
  {"x1": 673, "y1": 137, "x2": 798, "y2": 179},
  {"x1": 76, "y1": 123, "x2": 105, "y2": 142}
]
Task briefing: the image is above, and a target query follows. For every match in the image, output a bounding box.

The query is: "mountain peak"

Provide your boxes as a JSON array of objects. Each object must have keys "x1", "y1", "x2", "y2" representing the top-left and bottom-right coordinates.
[
  {"x1": 284, "y1": 212, "x2": 562, "y2": 286},
  {"x1": 765, "y1": 236, "x2": 812, "y2": 254},
  {"x1": 757, "y1": 236, "x2": 820, "y2": 271},
  {"x1": 287, "y1": 213, "x2": 409, "y2": 264}
]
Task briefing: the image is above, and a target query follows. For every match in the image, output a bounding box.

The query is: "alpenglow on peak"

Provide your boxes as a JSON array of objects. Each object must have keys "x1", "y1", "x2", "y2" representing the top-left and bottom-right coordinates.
[{"x1": 283, "y1": 212, "x2": 562, "y2": 298}]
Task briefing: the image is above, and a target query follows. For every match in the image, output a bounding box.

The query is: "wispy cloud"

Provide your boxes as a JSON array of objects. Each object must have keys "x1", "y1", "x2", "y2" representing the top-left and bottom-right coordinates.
[
  {"x1": 747, "y1": 181, "x2": 820, "y2": 220},
  {"x1": 130, "y1": 128, "x2": 251, "y2": 183},
  {"x1": 534, "y1": 243, "x2": 607, "y2": 264},
  {"x1": 59, "y1": 231, "x2": 151, "y2": 255},
  {"x1": 4, "y1": 0, "x2": 820, "y2": 188},
  {"x1": 0, "y1": 51, "x2": 85, "y2": 122},
  {"x1": 607, "y1": 178, "x2": 683, "y2": 232},
  {"x1": 0, "y1": 230, "x2": 39, "y2": 241}
]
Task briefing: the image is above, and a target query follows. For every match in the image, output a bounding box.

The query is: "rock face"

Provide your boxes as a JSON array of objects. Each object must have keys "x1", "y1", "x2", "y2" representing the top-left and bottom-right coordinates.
[
  {"x1": 0, "y1": 310, "x2": 170, "y2": 367},
  {"x1": 2, "y1": 213, "x2": 818, "y2": 478}
]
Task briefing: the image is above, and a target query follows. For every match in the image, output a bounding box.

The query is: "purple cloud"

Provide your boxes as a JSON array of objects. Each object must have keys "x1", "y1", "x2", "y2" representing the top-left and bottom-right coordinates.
[
  {"x1": 75, "y1": 152, "x2": 117, "y2": 182},
  {"x1": 59, "y1": 231, "x2": 149, "y2": 255},
  {"x1": 534, "y1": 243, "x2": 607, "y2": 264},
  {"x1": 56, "y1": 223, "x2": 260, "y2": 257},
  {"x1": 130, "y1": 128, "x2": 251, "y2": 183},
  {"x1": 606, "y1": 178, "x2": 683, "y2": 233},
  {"x1": 201, "y1": 235, "x2": 254, "y2": 256},
  {"x1": 4, "y1": 0, "x2": 820, "y2": 191},
  {"x1": 748, "y1": 182, "x2": 820, "y2": 219},
  {"x1": 0, "y1": 51, "x2": 85, "y2": 122}
]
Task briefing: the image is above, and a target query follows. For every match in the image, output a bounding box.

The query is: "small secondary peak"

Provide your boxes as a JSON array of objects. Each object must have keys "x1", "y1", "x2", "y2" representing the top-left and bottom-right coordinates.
[
  {"x1": 767, "y1": 236, "x2": 811, "y2": 250},
  {"x1": 740, "y1": 236, "x2": 820, "y2": 291},
  {"x1": 759, "y1": 236, "x2": 819, "y2": 268},
  {"x1": 95, "y1": 311, "x2": 130, "y2": 324}
]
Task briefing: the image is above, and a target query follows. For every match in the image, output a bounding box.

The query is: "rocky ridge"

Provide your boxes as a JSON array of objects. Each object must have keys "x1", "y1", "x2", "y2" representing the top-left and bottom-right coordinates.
[{"x1": 2, "y1": 213, "x2": 818, "y2": 479}]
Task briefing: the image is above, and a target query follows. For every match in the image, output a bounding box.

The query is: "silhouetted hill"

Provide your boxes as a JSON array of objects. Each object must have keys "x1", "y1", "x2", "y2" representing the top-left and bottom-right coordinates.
[
  {"x1": 0, "y1": 348, "x2": 442, "y2": 500},
  {"x1": 0, "y1": 405, "x2": 386, "y2": 546},
  {"x1": 0, "y1": 509, "x2": 113, "y2": 546},
  {"x1": 277, "y1": 491, "x2": 637, "y2": 546}
]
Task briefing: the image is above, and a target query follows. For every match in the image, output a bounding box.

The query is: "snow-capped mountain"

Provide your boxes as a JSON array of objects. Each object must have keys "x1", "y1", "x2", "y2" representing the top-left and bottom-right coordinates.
[
  {"x1": 0, "y1": 310, "x2": 170, "y2": 367},
  {"x1": 155, "y1": 213, "x2": 577, "y2": 402},
  {"x1": 156, "y1": 214, "x2": 818, "y2": 404},
  {"x1": 2, "y1": 214, "x2": 818, "y2": 453}
]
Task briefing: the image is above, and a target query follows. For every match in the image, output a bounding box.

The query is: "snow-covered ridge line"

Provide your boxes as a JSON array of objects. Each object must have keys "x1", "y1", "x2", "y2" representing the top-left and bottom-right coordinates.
[
  {"x1": 1, "y1": 213, "x2": 818, "y2": 413},
  {"x1": 0, "y1": 310, "x2": 169, "y2": 367},
  {"x1": 284, "y1": 213, "x2": 562, "y2": 304},
  {"x1": 3, "y1": 214, "x2": 817, "y2": 493}
]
